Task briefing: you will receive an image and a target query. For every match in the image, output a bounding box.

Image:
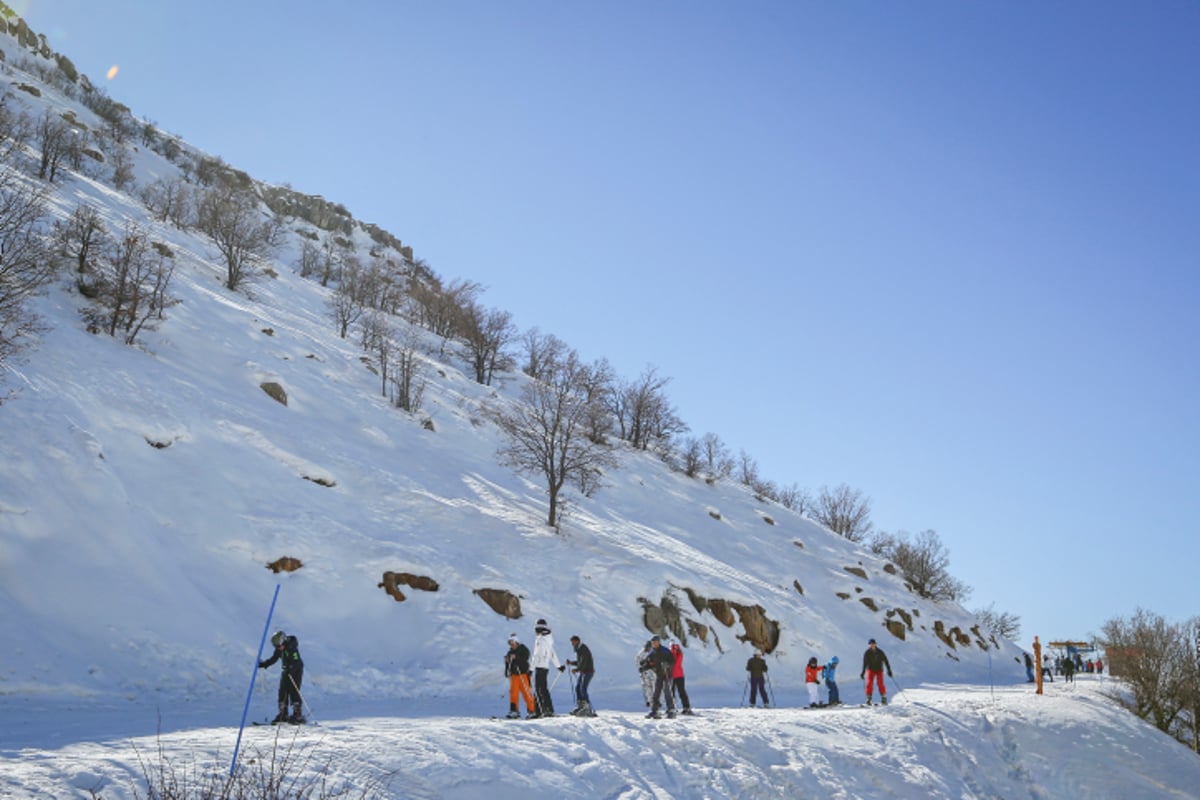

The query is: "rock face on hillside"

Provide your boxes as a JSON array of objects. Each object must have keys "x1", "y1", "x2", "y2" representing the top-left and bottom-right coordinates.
[{"x1": 642, "y1": 588, "x2": 781, "y2": 655}]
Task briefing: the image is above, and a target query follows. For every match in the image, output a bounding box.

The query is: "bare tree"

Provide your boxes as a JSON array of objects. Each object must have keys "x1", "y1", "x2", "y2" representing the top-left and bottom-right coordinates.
[
  {"x1": 496, "y1": 349, "x2": 618, "y2": 528},
  {"x1": 776, "y1": 483, "x2": 813, "y2": 514},
  {"x1": 1101, "y1": 609, "x2": 1197, "y2": 746},
  {"x1": 36, "y1": 110, "x2": 73, "y2": 182},
  {"x1": 609, "y1": 365, "x2": 688, "y2": 451},
  {"x1": 195, "y1": 183, "x2": 278, "y2": 291},
  {"x1": 521, "y1": 327, "x2": 568, "y2": 382},
  {"x1": 812, "y1": 483, "x2": 874, "y2": 542},
  {"x1": 52, "y1": 204, "x2": 108, "y2": 292},
  {"x1": 870, "y1": 529, "x2": 970, "y2": 602},
  {"x1": 0, "y1": 166, "x2": 52, "y2": 380},
  {"x1": 141, "y1": 177, "x2": 193, "y2": 227},
  {"x1": 700, "y1": 432, "x2": 735, "y2": 481},
  {"x1": 389, "y1": 329, "x2": 426, "y2": 413},
  {"x1": 973, "y1": 602, "x2": 1022, "y2": 641},
  {"x1": 81, "y1": 223, "x2": 176, "y2": 345},
  {"x1": 109, "y1": 146, "x2": 135, "y2": 191},
  {"x1": 460, "y1": 301, "x2": 515, "y2": 386}
]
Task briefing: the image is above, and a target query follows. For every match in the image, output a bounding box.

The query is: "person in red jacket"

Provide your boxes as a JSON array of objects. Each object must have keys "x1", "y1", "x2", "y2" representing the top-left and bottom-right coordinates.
[
  {"x1": 670, "y1": 642, "x2": 694, "y2": 715},
  {"x1": 805, "y1": 657, "x2": 823, "y2": 707}
]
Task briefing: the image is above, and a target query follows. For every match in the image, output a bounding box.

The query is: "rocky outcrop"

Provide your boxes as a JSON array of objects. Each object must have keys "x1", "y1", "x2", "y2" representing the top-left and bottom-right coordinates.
[
  {"x1": 378, "y1": 571, "x2": 440, "y2": 602},
  {"x1": 474, "y1": 588, "x2": 522, "y2": 619},
  {"x1": 266, "y1": 556, "x2": 303, "y2": 573}
]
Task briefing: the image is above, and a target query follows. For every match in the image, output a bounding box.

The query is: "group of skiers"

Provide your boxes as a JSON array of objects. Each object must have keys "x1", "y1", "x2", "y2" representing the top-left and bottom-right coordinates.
[
  {"x1": 256, "y1": 622, "x2": 897, "y2": 725},
  {"x1": 504, "y1": 619, "x2": 597, "y2": 718},
  {"x1": 1025, "y1": 651, "x2": 1104, "y2": 684}
]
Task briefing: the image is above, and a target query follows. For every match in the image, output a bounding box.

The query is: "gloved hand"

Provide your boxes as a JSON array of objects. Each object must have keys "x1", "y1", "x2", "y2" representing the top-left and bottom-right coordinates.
[
  {"x1": 558, "y1": 665, "x2": 566, "y2": 672},
  {"x1": 888, "y1": 671, "x2": 893, "y2": 678},
  {"x1": 860, "y1": 674, "x2": 865, "y2": 680},
  {"x1": 258, "y1": 661, "x2": 265, "y2": 669}
]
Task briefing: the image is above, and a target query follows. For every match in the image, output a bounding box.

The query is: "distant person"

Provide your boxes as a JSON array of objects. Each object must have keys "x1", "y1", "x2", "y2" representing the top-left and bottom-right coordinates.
[
  {"x1": 636, "y1": 641, "x2": 656, "y2": 707},
  {"x1": 805, "y1": 657, "x2": 824, "y2": 707},
  {"x1": 567, "y1": 635, "x2": 596, "y2": 716},
  {"x1": 746, "y1": 650, "x2": 770, "y2": 708},
  {"x1": 258, "y1": 629, "x2": 305, "y2": 724},
  {"x1": 530, "y1": 618, "x2": 564, "y2": 717},
  {"x1": 670, "y1": 642, "x2": 694, "y2": 715},
  {"x1": 503, "y1": 633, "x2": 536, "y2": 719},
  {"x1": 646, "y1": 635, "x2": 677, "y2": 719},
  {"x1": 824, "y1": 656, "x2": 841, "y2": 705},
  {"x1": 860, "y1": 638, "x2": 893, "y2": 705},
  {"x1": 1041, "y1": 654, "x2": 1055, "y2": 683},
  {"x1": 1024, "y1": 652, "x2": 1035, "y2": 683},
  {"x1": 1062, "y1": 656, "x2": 1075, "y2": 683},
  {"x1": 1095, "y1": 657, "x2": 1104, "y2": 675}
]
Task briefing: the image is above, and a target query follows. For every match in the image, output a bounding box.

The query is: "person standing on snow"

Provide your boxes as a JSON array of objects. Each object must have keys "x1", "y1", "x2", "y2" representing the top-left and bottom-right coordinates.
[
  {"x1": 567, "y1": 635, "x2": 596, "y2": 716},
  {"x1": 670, "y1": 642, "x2": 694, "y2": 715},
  {"x1": 746, "y1": 650, "x2": 769, "y2": 708},
  {"x1": 258, "y1": 630, "x2": 305, "y2": 724},
  {"x1": 805, "y1": 657, "x2": 823, "y2": 707},
  {"x1": 646, "y1": 635, "x2": 677, "y2": 718},
  {"x1": 503, "y1": 633, "x2": 537, "y2": 719},
  {"x1": 824, "y1": 655, "x2": 841, "y2": 705},
  {"x1": 860, "y1": 638, "x2": 893, "y2": 705},
  {"x1": 530, "y1": 618, "x2": 564, "y2": 717},
  {"x1": 636, "y1": 641, "x2": 657, "y2": 707}
]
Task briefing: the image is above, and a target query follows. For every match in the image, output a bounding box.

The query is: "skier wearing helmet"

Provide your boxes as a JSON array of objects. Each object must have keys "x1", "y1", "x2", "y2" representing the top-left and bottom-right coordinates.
[{"x1": 258, "y1": 630, "x2": 305, "y2": 723}]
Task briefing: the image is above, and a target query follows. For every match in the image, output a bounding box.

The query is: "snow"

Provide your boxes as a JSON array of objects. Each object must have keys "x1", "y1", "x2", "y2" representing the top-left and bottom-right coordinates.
[{"x1": 1, "y1": 20, "x2": 1199, "y2": 800}]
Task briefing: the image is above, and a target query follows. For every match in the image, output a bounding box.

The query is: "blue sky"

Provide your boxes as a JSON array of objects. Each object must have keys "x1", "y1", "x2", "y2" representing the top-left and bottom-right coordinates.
[{"x1": 23, "y1": 1, "x2": 1198, "y2": 647}]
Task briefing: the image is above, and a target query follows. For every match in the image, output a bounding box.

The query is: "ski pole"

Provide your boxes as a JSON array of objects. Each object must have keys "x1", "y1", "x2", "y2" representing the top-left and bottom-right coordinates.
[
  {"x1": 765, "y1": 673, "x2": 776, "y2": 707},
  {"x1": 741, "y1": 677, "x2": 748, "y2": 707},
  {"x1": 288, "y1": 673, "x2": 317, "y2": 725},
  {"x1": 887, "y1": 673, "x2": 908, "y2": 704},
  {"x1": 231, "y1": 583, "x2": 281, "y2": 777}
]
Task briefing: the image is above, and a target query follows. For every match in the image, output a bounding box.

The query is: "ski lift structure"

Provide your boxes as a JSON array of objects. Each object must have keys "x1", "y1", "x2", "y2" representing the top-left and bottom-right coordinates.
[{"x1": 1049, "y1": 640, "x2": 1097, "y2": 658}]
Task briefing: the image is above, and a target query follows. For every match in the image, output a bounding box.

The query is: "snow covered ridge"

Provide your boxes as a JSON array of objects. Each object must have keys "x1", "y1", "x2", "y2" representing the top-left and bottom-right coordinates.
[{"x1": 4, "y1": 680, "x2": 1200, "y2": 800}]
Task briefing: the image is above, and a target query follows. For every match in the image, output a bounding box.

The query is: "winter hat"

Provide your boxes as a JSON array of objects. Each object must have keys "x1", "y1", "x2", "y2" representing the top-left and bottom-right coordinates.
[
  {"x1": 651, "y1": 635, "x2": 661, "y2": 642},
  {"x1": 868, "y1": 638, "x2": 876, "y2": 644},
  {"x1": 508, "y1": 633, "x2": 519, "y2": 643},
  {"x1": 536, "y1": 619, "x2": 547, "y2": 626},
  {"x1": 831, "y1": 656, "x2": 839, "y2": 664}
]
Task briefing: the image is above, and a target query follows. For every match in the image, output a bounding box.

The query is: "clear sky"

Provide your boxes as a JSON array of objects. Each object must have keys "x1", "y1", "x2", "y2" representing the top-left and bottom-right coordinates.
[{"x1": 21, "y1": 1, "x2": 1199, "y2": 648}]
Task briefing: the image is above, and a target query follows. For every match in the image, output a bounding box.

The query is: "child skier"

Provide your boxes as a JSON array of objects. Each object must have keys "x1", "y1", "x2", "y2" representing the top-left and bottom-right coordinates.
[
  {"x1": 824, "y1": 655, "x2": 841, "y2": 705},
  {"x1": 805, "y1": 656, "x2": 823, "y2": 707},
  {"x1": 258, "y1": 629, "x2": 305, "y2": 724}
]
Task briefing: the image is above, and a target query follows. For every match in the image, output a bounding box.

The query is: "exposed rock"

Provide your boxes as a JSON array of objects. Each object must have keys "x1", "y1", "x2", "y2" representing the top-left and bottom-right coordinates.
[
  {"x1": 793, "y1": 580, "x2": 803, "y2": 595},
  {"x1": 708, "y1": 598, "x2": 736, "y2": 627},
  {"x1": 885, "y1": 619, "x2": 907, "y2": 640},
  {"x1": 836, "y1": 592, "x2": 852, "y2": 600},
  {"x1": 844, "y1": 565, "x2": 868, "y2": 580},
  {"x1": 887, "y1": 608, "x2": 914, "y2": 630},
  {"x1": 260, "y1": 381, "x2": 287, "y2": 406},
  {"x1": 266, "y1": 556, "x2": 303, "y2": 574},
  {"x1": 730, "y1": 602, "x2": 780, "y2": 654},
  {"x1": 474, "y1": 588, "x2": 522, "y2": 619},
  {"x1": 378, "y1": 571, "x2": 440, "y2": 602},
  {"x1": 859, "y1": 597, "x2": 879, "y2": 612},
  {"x1": 882, "y1": 563, "x2": 898, "y2": 575}
]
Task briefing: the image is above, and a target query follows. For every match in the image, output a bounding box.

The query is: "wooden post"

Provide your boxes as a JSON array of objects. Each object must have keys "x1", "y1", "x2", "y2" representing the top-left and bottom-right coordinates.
[{"x1": 1034, "y1": 636, "x2": 1043, "y2": 695}]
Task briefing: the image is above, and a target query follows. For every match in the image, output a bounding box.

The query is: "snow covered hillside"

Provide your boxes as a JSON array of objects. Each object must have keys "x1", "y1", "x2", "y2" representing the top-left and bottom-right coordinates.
[{"x1": 1, "y1": 15, "x2": 1197, "y2": 799}]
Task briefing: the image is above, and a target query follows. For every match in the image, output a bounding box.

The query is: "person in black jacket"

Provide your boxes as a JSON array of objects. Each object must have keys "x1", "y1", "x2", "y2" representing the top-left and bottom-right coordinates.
[
  {"x1": 259, "y1": 630, "x2": 305, "y2": 723},
  {"x1": 567, "y1": 635, "x2": 596, "y2": 716},
  {"x1": 646, "y1": 635, "x2": 677, "y2": 719},
  {"x1": 860, "y1": 638, "x2": 892, "y2": 705},
  {"x1": 504, "y1": 633, "x2": 537, "y2": 719}
]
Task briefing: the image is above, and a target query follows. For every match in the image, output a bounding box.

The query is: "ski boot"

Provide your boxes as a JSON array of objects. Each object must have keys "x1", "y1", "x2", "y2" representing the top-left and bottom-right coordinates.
[
  {"x1": 288, "y1": 702, "x2": 306, "y2": 724},
  {"x1": 271, "y1": 704, "x2": 289, "y2": 724},
  {"x1": 881, "y1": 696, "x2": 888, "y2": 706}
]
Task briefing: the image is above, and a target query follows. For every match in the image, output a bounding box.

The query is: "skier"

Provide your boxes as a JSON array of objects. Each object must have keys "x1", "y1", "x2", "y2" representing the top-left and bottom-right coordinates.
[
  {"x1": 646, "y1": 635, "x2": 677, "y2": 718},
  {"x1": 824, "y1": 655, "x2": 841, "y2": 705},
  {"x1": 503, "y1": 633, "x2": 537, "y2": 719},
  {"x1": 566, "y1": 635, "x2": 596, "y2": 716},
  {"x1": 670, "y1": 641, "x2": 694, "y2": 715},
  {"x1": 1024, "y1": 652, "x2": 1035, "y2": 682},
  {"x1": 860, "y1": 638, "x2": 892, "y2": 705},
  {"x1": 805, "y1": 656, "x2": 823, "y2": 707},
  {"x1": 258, "y1": 629, "x2": 305, "y2": 724},
  {"x1": 530, "y1": 618, "x2": 564, "y2": 717},
  {"x1": 746, "y1": 650, "x2": 769, "y2": 708},
  {"x1": 636, "y1": 641, "x2": 657, "y2": 707}
]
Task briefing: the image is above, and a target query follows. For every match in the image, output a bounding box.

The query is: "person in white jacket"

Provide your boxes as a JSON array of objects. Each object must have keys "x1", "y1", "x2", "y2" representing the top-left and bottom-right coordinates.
[{"x1": 530, "y1": 618, "x2": 564, "y2": 717}]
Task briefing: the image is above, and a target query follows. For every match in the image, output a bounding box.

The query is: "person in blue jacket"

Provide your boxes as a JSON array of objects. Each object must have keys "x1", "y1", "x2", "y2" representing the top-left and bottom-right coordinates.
[{"x1": 824, "y1": 655, "x2": 841, "y2": 706}]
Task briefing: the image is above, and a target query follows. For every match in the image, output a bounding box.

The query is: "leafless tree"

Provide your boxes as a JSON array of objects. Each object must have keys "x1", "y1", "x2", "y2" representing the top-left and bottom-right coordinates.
[
  {"x1": 36, "y1": 110, "x2": 73, "y2": 182},
  {"x1": 297, "y1": 239, "x2": 321, "y2": 279},
  {"x1": 141, "y1": 177, "x2": 193, "y2": 227},
  {"x1": 521, "y1": 327, "x2": 568, "y2": 382},
  {"x1": 496, "y1": 349, "x2": 618, "y2": 528},
  {"x1": 1101, "y1": 609, "x2": 1199, "y2": 747},
  {"x1": 0, "y1": 166, "x2": 52, "y2": 379},
  {"x1": 609, "y1": 365, "x2": 688, "y2": 451},
  {"x1": 776, "y1": 483, "x2": 813, "y2": 514},
  {"x1": 460, "y1": 300, "x2": 515, "y2": 386},
  {"x1": 195, "y1": 183, "x2": 279, "y2": 291},
  {"x1": 389, "y1": 329, "x2": 425, "y2": 413},
  {"x1": 81, "y1": 223, "x2": 176, "y2": 345},
  {"x1": 812, "y1": 483, "x2": 874, "y2": 542},
  {"x1": 52, "y1": 204, "x2": 108, "y2": 292},
  {"x1": 700, "y1": 432, "x2": 735, "y2": 481},
  {"x1": 870, "y1": 529, "x2": 969, "y2": 602},
  {"x1": 109, "y1": 146, "x2": 135, "y2": 191},
  {"x1": 973, "y1": 602, "x2": 1022, "y2": 641}
]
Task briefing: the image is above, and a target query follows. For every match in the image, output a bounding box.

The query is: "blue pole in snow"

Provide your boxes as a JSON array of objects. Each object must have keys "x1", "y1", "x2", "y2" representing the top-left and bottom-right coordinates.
[{"x1": 230, "y1": 583, "x2": 281, "y2": 777}]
